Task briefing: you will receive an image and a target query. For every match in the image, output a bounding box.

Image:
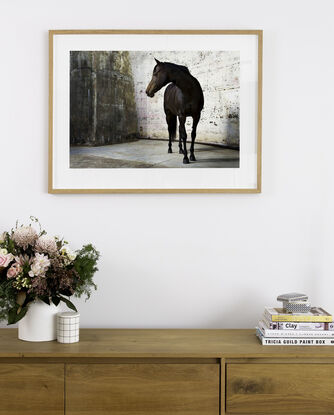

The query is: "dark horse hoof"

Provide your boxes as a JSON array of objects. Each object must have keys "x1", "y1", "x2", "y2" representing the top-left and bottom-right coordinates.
[
  {"x1": 183, "y1": 157, "x2": 190, "y2": 164},
  {"x1": 190, "y1": 154, "x2": 196, "y2": 161},
  {"x1": 179, "y1": 149, "x2": 184, "y2": 154},
  {"x1": 168, "y1": 148, "x2": 172, "y2": 154}
]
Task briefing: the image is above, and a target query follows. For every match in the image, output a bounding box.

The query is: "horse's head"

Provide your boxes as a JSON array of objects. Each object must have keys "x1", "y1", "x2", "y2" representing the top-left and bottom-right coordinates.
[{"x1": 146, "y1": 58, "x2": 169, "y2": 98}]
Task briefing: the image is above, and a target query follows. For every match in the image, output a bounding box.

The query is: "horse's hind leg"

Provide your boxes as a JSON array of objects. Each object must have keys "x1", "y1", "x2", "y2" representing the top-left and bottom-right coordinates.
[
  {"x1": 190, "y1": 114, "x2": 200, "y2": 162},
  {"x1": 166, "y1": 112, "x2": 176, "y2": 154},
  {"x1": 178, "y1": 115, "x2": 189, "y2": 164}
]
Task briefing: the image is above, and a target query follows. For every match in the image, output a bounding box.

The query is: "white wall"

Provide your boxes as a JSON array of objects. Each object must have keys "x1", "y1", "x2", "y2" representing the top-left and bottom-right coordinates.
[{"x1": 1, "y1": 0, "x2": 334, "y2": 329}]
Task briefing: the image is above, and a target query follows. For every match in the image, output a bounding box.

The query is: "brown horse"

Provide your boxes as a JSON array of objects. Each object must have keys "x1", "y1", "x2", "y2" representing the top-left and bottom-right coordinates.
[{"x1": 146, "y1": 58, "x2": 204, "y2": 164}]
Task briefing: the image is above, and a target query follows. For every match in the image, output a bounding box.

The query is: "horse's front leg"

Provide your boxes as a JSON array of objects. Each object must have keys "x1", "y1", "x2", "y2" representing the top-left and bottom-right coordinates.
[
  {"x1": 166, "y1": 112, "x2": 175, "y2": 153},
  {"x1": 178, "y1": 137, "x2": 183, "y2": 154},
  {"x1": 178, "y1": 115, "x2": 189, "y2": 164},
  {"x1": 190, "y1": 114, "x2": 200, "y2": 162}
]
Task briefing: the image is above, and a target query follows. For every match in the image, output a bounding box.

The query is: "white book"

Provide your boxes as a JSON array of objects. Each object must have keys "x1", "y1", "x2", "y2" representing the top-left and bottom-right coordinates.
[
  {"x1": 264, "y1": 306, "x2": 332, "y2": 323},
  {"x1": 258, "y1": 321, "x2": 334, "y2": 338},
  {"x1": 256, "y1": 329, "x2": 334, "y2": 346},
  {"x1": 257, "y1": 334, "x2": 334, "y2": 346},
  {"x1": 262, "y1": 315, "x2": 326, "y2": 330}
]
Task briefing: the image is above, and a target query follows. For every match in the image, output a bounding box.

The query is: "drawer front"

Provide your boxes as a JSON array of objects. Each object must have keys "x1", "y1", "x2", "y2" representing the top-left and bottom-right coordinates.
[
  {"x1": 0, "y1": 364, "x2": 64, "y2": 415},
  {"x1": 66, "y1": 363, "x2": 219, "y2": 415},
  {"x1": 226, "y1": 363, "x2": 334, "y2": 414}
]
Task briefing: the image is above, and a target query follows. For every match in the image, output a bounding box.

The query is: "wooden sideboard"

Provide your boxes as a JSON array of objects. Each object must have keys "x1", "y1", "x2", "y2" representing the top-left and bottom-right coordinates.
[{"x1": 1, "y1": 328, "x2": 334, "y2": 414}]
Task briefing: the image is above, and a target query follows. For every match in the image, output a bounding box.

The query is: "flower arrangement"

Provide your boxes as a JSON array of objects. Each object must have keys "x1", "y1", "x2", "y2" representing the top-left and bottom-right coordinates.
[{"x1": 0, "y1": 217, "x2": 100, "y2": 324}]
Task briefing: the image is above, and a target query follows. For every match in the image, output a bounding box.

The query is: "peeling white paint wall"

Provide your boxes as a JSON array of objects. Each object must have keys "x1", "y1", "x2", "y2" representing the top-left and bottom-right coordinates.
[{"x1": 130, "y1": 51, "x2": 240, "y2": 146}]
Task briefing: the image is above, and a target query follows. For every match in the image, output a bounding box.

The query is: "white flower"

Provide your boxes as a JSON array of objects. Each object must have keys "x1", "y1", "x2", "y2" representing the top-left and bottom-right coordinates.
[
  {"x1": 35, "y1": 235, "x2": 58, "y2": 255},
  {"x1": 12, "y1": 226, "x2": 37, "y2": 249},
  {"x1": 28, "y1": 253, "x2": 50, "y2": 277},
  {"x1": 0, "y1": 248, "x2": 8, "y2": 255},
  {"x1": 29, "y1": 264, "x2": 42, "y2": 277},
  {"x1": 61, "y1": 246, "x2": 77, "y2": 264},
  {"x1": 35, "y1": 252, "x2": 51, "y2": 268},
  {"x1": 68, "y1": 252, "x2": 77, "y2": 261}
]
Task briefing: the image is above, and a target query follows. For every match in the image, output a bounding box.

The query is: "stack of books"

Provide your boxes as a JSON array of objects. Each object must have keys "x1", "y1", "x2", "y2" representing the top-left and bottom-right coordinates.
[{"x1": 256, "y1": 293, "x2": 334, "y2": 346}]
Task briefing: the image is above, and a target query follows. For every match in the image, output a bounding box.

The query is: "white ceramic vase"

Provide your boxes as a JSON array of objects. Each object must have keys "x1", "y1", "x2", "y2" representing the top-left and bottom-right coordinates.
[{"x1": 18, "y1": 299, "x2": 60, "y2": 342}]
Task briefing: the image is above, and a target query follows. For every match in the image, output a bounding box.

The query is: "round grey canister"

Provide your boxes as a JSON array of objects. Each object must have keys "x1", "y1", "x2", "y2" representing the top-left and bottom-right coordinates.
[{"x1": 57, "y1": 312, "x2": 80, "y2": 343}]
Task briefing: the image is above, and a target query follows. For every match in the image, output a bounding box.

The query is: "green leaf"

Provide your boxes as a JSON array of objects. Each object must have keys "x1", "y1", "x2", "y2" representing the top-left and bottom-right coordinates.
[
  {"x1": 52, "y1": 296, "x2": 60, "y2": 306},
  {"x1": 73, "y1": 244, "x2": 99, "y2": 300},
  {"x1": 40, "y1": 296, "x2": 50, "y2": 305},
  {"x1": 59, "y1": 289, "x2": 72, "y2": 297},
  {"x1": 59, "y1": 296, "x2": 77, "y2": 312},
  {"x1": 7, "y1": 306, "x2": 28, "y2": 325},
  {"x1": 16, "y1": 291, "x2": 26, "y2": 307},
  {"x1": 7, "y1": 308, "x2": 17, "y2": 325}
]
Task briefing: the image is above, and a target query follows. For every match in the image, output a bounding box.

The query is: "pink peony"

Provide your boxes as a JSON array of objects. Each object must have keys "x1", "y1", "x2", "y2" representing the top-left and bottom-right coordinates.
[
  {"x1": 0, "y1": 253, "x2": 14, "y2": 268},
  {"x1": 7, "y1": 263, "x2": 22, "y2": 279}
]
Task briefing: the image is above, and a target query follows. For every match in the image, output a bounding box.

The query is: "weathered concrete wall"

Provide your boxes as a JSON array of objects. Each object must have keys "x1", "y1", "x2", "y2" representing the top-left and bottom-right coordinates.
[
  {"x1": 70, "y1": 51, "x2": 138, "y2": 146},
  {"x1": 130, "y1": 51, "x2": 240, "y2": 147}
]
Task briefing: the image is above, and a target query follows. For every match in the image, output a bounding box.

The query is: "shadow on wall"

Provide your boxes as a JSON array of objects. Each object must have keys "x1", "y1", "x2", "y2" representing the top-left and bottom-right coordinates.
[{"x1": 70, "y1": 51, "x2": 138, "y2": 146}]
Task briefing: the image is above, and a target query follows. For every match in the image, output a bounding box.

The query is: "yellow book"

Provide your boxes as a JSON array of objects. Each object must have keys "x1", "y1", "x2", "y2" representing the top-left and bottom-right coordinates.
[{"x1": 264, "y1": 307, "x2": 332, "y2": 323}]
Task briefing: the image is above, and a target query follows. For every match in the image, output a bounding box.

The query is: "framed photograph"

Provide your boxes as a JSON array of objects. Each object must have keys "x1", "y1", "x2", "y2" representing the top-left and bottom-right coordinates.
[{"x1": 49, "y1": 30, "x2": 262, "y2": 193}]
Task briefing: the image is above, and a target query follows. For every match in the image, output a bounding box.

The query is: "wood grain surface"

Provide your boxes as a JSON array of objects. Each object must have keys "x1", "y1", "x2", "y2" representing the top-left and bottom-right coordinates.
[
  {"x1": 0, "y1": 330, "x2": 334, "y2": 414},
  {"x1": 1, "y1": 329, "x2": 334, "y2": 358},
  {"x1": 66, "y1": 363, "x2": 219, "y2": 415},
  {"x1": 0, "y1": 363, "x2": 64, "y2": 415},
  {"x1": 226, "y1": 363, "x2": 334, "y2": 414}
]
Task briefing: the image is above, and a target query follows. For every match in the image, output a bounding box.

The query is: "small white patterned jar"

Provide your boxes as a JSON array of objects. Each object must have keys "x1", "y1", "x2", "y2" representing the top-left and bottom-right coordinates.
[{"x1": 56, "y1": 312, "x2": 80, "y2": 343}]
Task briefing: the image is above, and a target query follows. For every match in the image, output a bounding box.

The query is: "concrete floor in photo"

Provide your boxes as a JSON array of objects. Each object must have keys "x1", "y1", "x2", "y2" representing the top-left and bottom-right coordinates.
[{"x1": 70, "y1": 139, "x2": 239, "y2": 168}]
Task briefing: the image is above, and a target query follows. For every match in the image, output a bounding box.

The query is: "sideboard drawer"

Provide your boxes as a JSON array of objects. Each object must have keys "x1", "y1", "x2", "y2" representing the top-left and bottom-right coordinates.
[
  {"x1": 66, "y1": 363, "x2": 219, "y2": 415},
  {"x1": 0, "y1": 364, "x2": 64, "y2": 415},
  {"x1": 226, "y1": 363, "x2": 334, "y2": 414}
]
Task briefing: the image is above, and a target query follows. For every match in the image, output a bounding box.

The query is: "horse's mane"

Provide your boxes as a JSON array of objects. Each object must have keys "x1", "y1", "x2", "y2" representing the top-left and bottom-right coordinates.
[{"x1": 164, "y1": 62, "x2": 191, "y2": 75}]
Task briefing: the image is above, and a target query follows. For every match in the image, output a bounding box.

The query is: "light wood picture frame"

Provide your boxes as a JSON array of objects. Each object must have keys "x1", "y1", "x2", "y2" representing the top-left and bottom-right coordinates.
[{"x1": 49, "y1": 30, "x2": 262, "y2": 194}]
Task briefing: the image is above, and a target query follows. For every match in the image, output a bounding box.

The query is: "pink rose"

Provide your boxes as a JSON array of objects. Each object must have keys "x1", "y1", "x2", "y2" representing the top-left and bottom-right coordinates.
[
  {"x1": 0, "y1": 253, "x2": 14, "y2": 268},
  {"x1": 7, "y1": 263, "x2": 22, "y2": 279}
]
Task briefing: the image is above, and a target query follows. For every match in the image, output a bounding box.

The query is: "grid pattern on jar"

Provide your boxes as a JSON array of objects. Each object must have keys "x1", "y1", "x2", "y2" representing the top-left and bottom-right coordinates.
[{"x1": 57, "y1": 314, "x2": 79, "y2": 343}]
